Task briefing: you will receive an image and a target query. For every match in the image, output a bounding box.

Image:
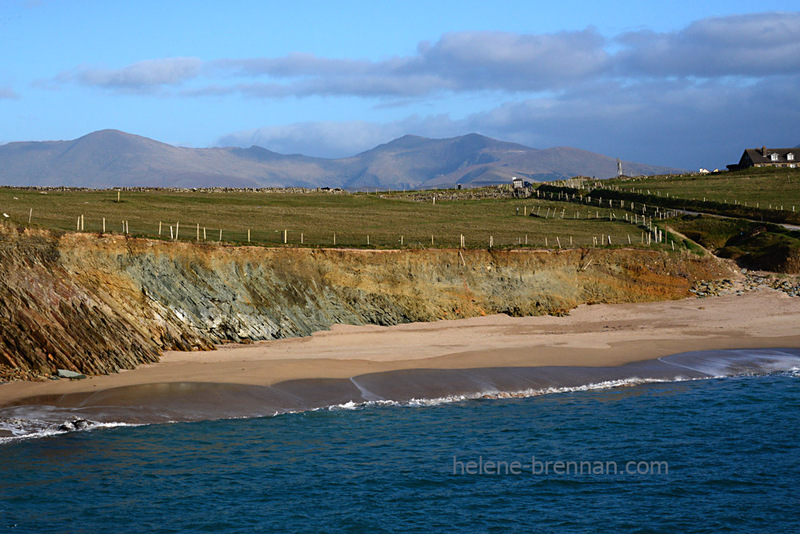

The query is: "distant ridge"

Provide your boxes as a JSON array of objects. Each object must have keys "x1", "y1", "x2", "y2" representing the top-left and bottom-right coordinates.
[{"x1": 0, "y1": 130, "x2": 684, "y2": 189}]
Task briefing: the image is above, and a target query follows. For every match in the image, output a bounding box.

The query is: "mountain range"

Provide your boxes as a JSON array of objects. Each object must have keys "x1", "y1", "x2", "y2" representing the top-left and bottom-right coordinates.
[{"x1": 0, "y1": 130, "x2": 683, "y2": 189}]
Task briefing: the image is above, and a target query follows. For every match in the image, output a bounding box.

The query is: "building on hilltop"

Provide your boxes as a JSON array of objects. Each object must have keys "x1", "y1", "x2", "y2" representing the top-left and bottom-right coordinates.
[
  {"x1": 727, "y1": 146, "x2": 798, "y2": 171},
  {"x1": 510, "y1": 176, "x2": 533, "y2": 197},
  {"x1": 511, "y1": 176, "x2": 532, "y2": 189}
]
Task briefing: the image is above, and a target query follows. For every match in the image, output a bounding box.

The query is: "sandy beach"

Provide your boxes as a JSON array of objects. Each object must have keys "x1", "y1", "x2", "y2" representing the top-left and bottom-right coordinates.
[{"x1": 2, "y1": 289, "x2": 800, "y2": 408}]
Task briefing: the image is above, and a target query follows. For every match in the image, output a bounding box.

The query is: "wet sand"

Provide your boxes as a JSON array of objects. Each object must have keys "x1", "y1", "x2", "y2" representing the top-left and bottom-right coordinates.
[{"x1": 2, "y1": 290, "x2": 800, "y2": 412}]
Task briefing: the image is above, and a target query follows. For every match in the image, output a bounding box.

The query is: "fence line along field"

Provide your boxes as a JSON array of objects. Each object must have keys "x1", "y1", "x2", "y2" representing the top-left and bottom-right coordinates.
[{"x1": 0, "y1": 187, "x2": 676, "y2": 250}]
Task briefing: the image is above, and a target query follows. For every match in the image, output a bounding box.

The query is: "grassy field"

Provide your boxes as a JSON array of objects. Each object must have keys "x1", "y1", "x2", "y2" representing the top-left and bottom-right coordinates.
[
  {"x1": 0, "y1": 187, "x2": 663, "y2": 250},
  {"x1": 602, "y1": 167, "x2": 800, "y2": 210}
]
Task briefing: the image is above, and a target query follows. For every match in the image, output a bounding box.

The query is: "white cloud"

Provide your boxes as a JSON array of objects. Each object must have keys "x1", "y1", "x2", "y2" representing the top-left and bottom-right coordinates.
[
  {"x1": 57, "y1": 57, "x2": 203, "y2": 91},
  {"x1": 414, "y1": 29, "x2": 609, "y2": 90},
  {"x1": 616, "y1": 12, "x2": 800, "y2": 77},
  {"x1": 59, "y1": 29, "x2": 610, "y2": 97}
]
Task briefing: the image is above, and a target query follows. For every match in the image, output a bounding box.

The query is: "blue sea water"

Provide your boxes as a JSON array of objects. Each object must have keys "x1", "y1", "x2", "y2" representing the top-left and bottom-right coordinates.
[{"x1": 1, "y1": 362, "x2": 799, "y2": 533}]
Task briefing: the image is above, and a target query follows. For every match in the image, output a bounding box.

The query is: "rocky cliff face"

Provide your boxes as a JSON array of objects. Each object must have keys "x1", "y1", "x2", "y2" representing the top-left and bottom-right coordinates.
[{"x1": 0, "y1": 227, "x2": 731, "y2": 379}]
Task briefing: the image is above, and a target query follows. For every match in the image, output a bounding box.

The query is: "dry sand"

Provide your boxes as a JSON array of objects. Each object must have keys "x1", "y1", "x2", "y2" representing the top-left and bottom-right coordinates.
[{"x1": 2, "y1": 289, "x2": 800, "y2": 406}]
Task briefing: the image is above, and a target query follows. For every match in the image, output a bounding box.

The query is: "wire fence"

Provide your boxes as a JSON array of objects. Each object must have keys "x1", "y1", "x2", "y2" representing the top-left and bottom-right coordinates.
[{"x1": 2, "y1": 206, "x2": 677, "y2": 251}]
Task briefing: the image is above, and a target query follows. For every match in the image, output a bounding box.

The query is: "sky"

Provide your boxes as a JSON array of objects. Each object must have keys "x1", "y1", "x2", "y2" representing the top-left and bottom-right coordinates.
[{"x1": 1, "y1": 0, "x2": 799, "y2": 170}]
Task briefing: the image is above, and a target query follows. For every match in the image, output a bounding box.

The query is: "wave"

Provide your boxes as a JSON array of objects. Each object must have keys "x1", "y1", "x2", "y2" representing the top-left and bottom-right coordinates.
[
  {"x1": 323, "y1": 371, "x2": 783, "y2": 413},
  {"x1": 0, "y1": 410, "x2": 139, "y2": 444},
  {"x1": 3, "y1": 348, "x2": 800, "y2": 443}
]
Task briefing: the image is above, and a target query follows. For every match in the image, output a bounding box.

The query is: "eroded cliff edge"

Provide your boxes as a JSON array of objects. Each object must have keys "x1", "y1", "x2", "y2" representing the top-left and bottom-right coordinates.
[{"x1": 0, "y1": 228, "x2": 732, "y2": 379}]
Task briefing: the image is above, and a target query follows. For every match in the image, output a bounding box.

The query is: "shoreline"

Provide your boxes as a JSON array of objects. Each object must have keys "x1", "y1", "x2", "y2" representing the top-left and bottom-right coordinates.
[{"x1": 2, "y1": 290, "x2": 800, "y2": 409}]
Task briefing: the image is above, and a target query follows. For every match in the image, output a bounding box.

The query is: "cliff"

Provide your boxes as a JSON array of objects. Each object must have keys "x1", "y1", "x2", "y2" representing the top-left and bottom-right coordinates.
[{"x1": 0, "y1": 227, "x2": 732, "y2": 379}]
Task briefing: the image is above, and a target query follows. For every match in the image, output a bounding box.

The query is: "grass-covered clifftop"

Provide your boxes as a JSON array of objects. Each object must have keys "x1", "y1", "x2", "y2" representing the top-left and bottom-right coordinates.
[
  {"x1": 0, "y1": 186, "x2": 673, "y2": 249},
  {"x1": 0, "y1": 227, "x2": 731, "y2": 380}
]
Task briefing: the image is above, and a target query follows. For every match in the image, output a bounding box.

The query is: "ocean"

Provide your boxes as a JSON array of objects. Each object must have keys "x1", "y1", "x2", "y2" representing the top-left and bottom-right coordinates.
[{"x1": 1, "y1": 349, "x2": 799, "y2": 532}]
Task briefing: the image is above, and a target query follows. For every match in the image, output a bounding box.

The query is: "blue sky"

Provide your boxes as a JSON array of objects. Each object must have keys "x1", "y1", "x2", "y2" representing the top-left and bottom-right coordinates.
[{"x1": 1, "y1": 0, "x2": 798, "y2": 170}]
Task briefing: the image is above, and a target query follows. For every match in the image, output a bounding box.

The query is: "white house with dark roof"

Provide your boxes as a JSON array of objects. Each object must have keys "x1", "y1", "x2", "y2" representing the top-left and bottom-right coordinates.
[{"x1": 728, "y1": 146, "x2": 798, "y2": 171}]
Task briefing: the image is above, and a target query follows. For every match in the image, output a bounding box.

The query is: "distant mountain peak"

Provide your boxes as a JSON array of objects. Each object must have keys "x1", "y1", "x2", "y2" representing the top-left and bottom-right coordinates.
[
  {"x1": 71, "y1": 129, "x2": 170, "y2": 151},
  {"x1": 379, "y1": 134, "x2": 430, "y2": 149},
  {"x1": 86, "y1": 128, "x2": 128, "y2": 135},
  {"x1": 78, "y1": 129, "x2": 148, "y2": 141},
  {"x1": 0, "y1": 129, "x2": 685, "y2": 189}
]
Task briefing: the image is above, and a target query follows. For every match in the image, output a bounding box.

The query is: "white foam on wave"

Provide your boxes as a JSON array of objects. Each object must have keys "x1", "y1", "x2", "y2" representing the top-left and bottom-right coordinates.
[
  {"x1": 324, "y1": 399, "x2": 400, "y2": 411},
  {"x1": 339, "y1": 356, "x2": 800, "y2": 414},
  {"x1": 322, "y1": 375, "x2": 695, "y2": 413},
  {"x1": 494, "y1": 375, "x2": 693, "y2": 399},
  {"x1": 0, "y1": 415, "x2": 140, "y2": 445}
]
